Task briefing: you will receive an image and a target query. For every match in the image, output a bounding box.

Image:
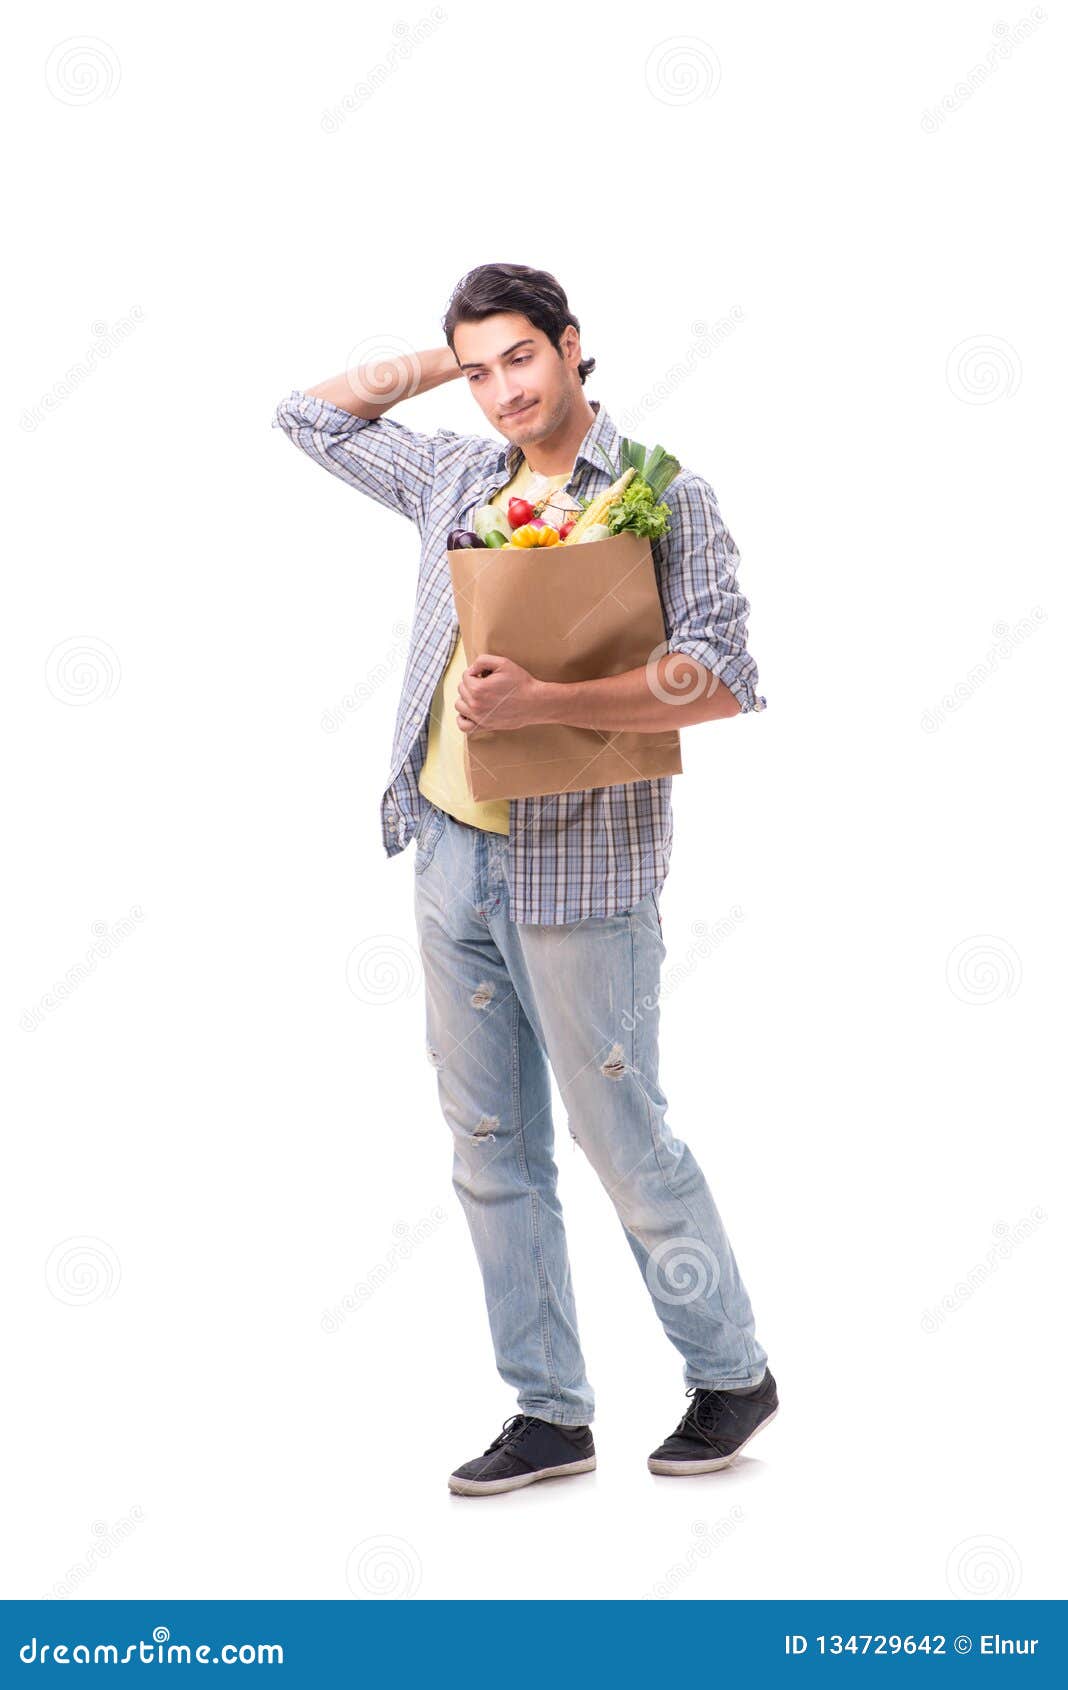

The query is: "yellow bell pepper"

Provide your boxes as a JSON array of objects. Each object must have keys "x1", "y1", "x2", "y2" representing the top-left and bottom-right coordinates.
[{"x1": 510, "y1": 522, "x2": 561, "y2": 548}]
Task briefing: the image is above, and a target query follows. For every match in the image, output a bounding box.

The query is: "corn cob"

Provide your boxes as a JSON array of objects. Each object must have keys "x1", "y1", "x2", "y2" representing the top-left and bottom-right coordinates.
[{"x1": 561, "y1": 467, "x2": 636, "y2": 544}]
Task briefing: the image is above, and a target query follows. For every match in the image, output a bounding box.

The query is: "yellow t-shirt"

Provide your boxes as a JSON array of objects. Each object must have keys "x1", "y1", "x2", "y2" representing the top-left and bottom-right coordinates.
[{"x1": 418, "y1": 460, "x2": 575, "y2": 833}]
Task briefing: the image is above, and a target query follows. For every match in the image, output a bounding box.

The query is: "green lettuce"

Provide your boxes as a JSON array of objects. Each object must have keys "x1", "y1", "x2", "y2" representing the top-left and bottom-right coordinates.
[{"x1": 603, "y1": 478, "x2": 671, "y2": 541}]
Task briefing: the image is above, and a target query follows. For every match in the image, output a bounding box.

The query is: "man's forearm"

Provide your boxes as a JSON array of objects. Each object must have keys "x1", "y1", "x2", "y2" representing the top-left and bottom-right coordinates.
[
  {"x1": 533, "y1": 656, "x2": 742, "y2": 732},
  {"x1": 304, "y1": 345, "x2": 461, "y2": 419}
]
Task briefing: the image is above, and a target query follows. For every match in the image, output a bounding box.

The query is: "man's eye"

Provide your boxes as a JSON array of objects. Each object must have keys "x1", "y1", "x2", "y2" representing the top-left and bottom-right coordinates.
[{"x1": 512, "y1": 356, "x2": 531, "y2": 367}]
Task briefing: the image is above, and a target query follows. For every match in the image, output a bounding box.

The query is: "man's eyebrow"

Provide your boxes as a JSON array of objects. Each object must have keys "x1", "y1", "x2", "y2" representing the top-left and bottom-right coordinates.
[{"x1": 457, "y1": 338, "x2": 536, "y2": 371}]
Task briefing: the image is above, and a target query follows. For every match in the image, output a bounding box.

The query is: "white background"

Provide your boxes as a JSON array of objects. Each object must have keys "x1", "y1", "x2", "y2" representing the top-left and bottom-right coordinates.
[{"x1": 5, "y1": 1, "x2": 1064, "y2": 1603}]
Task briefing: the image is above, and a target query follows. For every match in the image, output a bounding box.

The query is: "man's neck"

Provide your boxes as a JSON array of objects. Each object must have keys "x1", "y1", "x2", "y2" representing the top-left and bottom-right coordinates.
[{"x1": 520, "y1": 397, "x2": 598, "y2": 478}]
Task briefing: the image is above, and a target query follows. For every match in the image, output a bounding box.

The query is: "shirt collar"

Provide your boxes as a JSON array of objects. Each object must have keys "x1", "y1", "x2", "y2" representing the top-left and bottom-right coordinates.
[{"x1": 493, "y1": 399, "x2": 621, "y2": 483}]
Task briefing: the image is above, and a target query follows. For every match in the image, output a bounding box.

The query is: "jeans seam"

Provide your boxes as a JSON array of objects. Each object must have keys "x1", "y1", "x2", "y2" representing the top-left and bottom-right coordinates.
[
  {"x1": 510, "y1": 989, "x2": 532, "y2": 1187},
  {"x1": 630, "y1": 907, "x2": 759, "y2": 1375},
  {"x1": 510, "y1": 988, "x2": 562, "y2": 1406},
  {"x1": 631, "y1": 914, "x2": 669, "y2": 1187}
]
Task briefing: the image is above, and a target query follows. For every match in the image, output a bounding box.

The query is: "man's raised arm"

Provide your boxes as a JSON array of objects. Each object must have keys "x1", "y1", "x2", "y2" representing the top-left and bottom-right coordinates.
[
  {"x1": 303, "y1": 346, "x2": 462, "y2": 418},
  {"x1": 272, "y1": 346, "x2": 464, "y2": 527}
]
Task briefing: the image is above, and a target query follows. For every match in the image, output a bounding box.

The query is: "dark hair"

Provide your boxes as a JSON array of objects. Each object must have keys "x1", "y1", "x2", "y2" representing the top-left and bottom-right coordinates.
[{"x1": 442, "y1": 263, "x2": 596, "y2": 385}]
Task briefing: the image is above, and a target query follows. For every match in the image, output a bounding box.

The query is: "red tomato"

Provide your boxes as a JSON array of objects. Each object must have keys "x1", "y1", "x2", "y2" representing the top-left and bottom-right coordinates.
[
  {"x1": 508, "y1": 497, "x2": 534, "y2": 529},
  {"x1": 558, "y1": 519, "x2": 576, "y2": 540}
]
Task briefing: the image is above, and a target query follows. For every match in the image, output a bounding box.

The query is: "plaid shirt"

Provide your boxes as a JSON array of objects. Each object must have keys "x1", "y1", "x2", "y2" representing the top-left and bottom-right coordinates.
[{"x1": 272, "y1": 389, "x2": 766, "y2": 923}]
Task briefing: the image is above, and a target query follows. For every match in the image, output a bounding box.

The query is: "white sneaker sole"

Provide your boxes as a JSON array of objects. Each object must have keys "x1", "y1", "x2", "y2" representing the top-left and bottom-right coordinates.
[
  {"x1": 647, "y1": 1406, "x2": 778, "y2": 1475},
  {"x1": 448, "y1": 1454, "x2": 596, "y2": 1496}
]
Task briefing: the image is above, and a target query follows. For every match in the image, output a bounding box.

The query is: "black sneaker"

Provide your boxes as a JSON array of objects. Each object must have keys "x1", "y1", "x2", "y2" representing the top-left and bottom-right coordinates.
[
  {"x1": 449, "y1": 1413, "x2": 596, "y2": 1496},
  {"x1": 648, "y1": 1370, "x2": 779, "y2": 1475}
]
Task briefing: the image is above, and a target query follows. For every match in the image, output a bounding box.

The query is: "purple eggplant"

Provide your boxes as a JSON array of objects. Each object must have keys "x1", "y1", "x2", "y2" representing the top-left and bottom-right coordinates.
[{"x1": 447, "y1": 529, "x2": 485, "y2": 550}]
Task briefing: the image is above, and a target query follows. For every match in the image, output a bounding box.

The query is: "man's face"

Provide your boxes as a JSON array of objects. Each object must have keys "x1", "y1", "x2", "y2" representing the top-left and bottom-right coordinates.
[{"x1": 451, "y1": 312, "x2": 581, "y2": 447}]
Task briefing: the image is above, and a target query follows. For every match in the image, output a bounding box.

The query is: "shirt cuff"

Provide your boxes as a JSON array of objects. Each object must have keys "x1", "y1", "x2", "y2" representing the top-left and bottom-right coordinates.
[{"x1": 271, "y1": 389, "x2": 375, "y2": 432}]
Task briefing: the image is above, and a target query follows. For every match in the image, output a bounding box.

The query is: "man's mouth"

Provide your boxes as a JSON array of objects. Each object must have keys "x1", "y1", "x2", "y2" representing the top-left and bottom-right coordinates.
[{"x1": 501, "y1": 400, "x2": 537, "y2": 422}]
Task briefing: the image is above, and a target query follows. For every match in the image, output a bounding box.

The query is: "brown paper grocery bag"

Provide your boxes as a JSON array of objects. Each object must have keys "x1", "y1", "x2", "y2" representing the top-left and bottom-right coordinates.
[{"x1": 447, "y1": 530, "x2": 683, "y2": 802}]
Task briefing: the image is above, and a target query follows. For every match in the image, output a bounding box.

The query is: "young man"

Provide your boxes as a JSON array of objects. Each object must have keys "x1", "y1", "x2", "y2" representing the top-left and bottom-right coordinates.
[{"x1": 273, "y1": 263, "x2": 778, "y2": 1497}]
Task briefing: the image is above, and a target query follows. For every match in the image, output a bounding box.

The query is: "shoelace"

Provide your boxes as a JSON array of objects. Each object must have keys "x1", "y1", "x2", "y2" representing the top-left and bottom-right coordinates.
[
  {"x1": 484, "y1": 1413, "x2": 539, "y2": 1455},
  {"x1": 678, "y1": 1386, "x2": 742, "y2": 1442}
]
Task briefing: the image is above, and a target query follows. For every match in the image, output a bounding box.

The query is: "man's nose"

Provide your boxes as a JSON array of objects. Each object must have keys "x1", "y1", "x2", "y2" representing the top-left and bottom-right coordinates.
[{"x1": 493, "y1": 374, "x2": 526, "y2": 409}]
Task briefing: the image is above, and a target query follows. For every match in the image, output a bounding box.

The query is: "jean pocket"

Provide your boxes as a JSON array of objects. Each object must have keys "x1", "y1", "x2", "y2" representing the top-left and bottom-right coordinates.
[
  {"x1": 610, "y1": 890, "x2": 662, "y2": 937},
  {"x1": 415, "y1": 806, "x2": 447, "y2": 874}
]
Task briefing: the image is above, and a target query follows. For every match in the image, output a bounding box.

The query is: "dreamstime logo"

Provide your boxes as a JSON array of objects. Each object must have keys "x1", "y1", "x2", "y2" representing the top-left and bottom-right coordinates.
[
  {"x1": 344, "y1": 336, "x2": 423, "y2": 408},
  {"x1": 946, "y1": 1534, "x2": 1023, "y2": 1597},
  {"x1": 645, "y1": 1238, "x2": 721, "y2": 1307},
  {"x1": 321, "y1": 1210, "x2": 448, "y2": 1333},
  {"x1": 45, "y1": 636, "x2": 122, "y2": 705},
  {"x1": 45, "y1": 1237, "x2": 122, "y2": 1306},
  {"x1": 19, "y1": 1628, "x2": 283, "y2": 1666},
  {"x1": 645, "y1": 37, "x2": 722, "y2": 106},
  {"x1": 945, "y1": 934, "x2": 1022, "y2": 1005},
  {"x1": 345, "y1": 1535, "x2": 422, "y2": 1598},
  {"x1": 920, "y1": 608, "x2": 1046, "y2": 732},
  {"x1": 45, "y1": 37, "x2": 121, "y2": 105},
  {"x1": 322, "y1": 620, "x2": 411, "y2": 732},
  {"x1": 21, "y1": 310, "x2": 145, "y2": 431},
  {"x1": 921, "y1": 1209, "x2": 1046, "y2": 1332},
  {"x1": 642, "y1": 1510, "x2": 745, "y2": 1598},
  {"x1": 945, "y1": 335, "x2": 1022, "y2": 403},
  {"x1": 922, "y1": 12, "x2": 1046, "y2": 132},
  {"x1": 21, "y1": 908, "x2": 147, "y2": 1032},
  {"x1": 619, "y1": 312, "x2": 745, "y2": 432},
  {"x1": 43, "y1": 1508, "x2": 147, "y2": 1598},
  {"x1": 321, "y1": 11, "x2": 448, "y2": 133},
  {"x1": 645, "y1": 640, "x2": 723, "y2": 707},
  {"x1": 345, "y1": 934, "x2": 421, "y2": 1005},
  {"x1": 622, "y1": 907, "x2": 745, "y2": 1032}
]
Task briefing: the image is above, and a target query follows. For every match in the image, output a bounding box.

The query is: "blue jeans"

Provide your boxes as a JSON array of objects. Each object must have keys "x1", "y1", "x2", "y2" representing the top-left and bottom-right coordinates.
[{"x1": 413, "y1": 802, "x2": 768, "y2": 1425}]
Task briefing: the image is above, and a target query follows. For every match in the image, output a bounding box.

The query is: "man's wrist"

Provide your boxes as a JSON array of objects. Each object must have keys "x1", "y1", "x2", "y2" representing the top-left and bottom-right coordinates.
[{"x1": 532, "y1": 677, "x2": 568, "y2": 726}]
